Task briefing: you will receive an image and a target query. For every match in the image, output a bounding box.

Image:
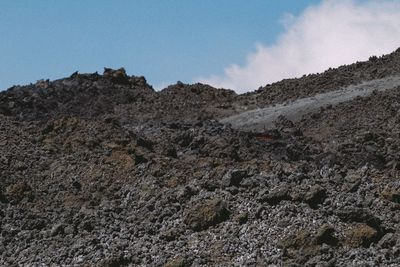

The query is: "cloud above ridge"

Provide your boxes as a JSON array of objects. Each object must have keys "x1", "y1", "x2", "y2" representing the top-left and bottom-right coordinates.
[{"x1": 198, "y1": 0, "x2": 400, "y2": 93}]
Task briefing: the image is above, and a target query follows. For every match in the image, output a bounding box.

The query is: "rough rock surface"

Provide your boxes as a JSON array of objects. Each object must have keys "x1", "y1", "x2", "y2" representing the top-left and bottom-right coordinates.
[{"x1": 1, "y1": 50, "x2": 400, "y2": 266}]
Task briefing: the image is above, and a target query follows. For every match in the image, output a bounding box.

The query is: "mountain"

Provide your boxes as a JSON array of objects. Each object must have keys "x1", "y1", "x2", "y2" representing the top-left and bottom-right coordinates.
[{"x1": 1, "y1": 49, "x2": 400, "y2": 266}]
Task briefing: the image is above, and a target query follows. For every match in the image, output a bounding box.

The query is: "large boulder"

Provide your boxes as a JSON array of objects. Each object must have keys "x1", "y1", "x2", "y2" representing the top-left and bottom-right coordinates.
[{"x1": 184, "y1": 199, "x2": 230, "y2": 231}]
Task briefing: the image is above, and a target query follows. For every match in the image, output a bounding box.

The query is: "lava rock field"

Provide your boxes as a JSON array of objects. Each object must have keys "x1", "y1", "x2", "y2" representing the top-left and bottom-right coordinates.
[{"x1": 1, "y1": 50, "x2": 400, "y2": 266}]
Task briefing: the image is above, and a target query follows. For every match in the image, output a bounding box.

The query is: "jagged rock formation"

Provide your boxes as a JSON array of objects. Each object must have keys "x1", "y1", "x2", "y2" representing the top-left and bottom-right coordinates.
[{"x1": 1, "y1": 50, "x2": 400, "y2": 266}]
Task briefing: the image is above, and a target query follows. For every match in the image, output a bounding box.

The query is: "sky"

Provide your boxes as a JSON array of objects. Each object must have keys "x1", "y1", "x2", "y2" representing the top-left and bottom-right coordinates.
[{"x1": 1, "y1": 0, "x2": 400, "y2": 93}]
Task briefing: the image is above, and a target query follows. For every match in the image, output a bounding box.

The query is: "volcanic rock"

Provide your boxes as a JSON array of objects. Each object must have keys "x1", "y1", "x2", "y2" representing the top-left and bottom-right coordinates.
[
  {"x1": 184, "y1": 199, "x2": 230, "y2": 231},
  {"x1": 304, "y1": 185, "x2": 326, "y2": 208},
  {"x1": 1, "y1": 49, "x2": 400, "y2": 266},
  {"x1": 345, "y1": 223, "x2": 378, "y2": 248}
]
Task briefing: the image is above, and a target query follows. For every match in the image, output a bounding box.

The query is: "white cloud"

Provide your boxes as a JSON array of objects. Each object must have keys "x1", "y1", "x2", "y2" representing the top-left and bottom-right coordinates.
[{"x1": 198, "y1": 0, "x2": 400, "y2": 93}]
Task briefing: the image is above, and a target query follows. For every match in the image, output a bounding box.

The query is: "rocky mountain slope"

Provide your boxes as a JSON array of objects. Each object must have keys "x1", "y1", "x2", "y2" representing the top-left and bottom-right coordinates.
[{"x1": 1, "y1": 50, "x2": 400, "y2": 266}]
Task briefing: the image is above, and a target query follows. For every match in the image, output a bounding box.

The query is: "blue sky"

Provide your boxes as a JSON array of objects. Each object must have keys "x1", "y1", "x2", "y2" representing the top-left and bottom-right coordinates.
[{"x1": 0, "y1": 0, "x2": 321, "y2": 91}]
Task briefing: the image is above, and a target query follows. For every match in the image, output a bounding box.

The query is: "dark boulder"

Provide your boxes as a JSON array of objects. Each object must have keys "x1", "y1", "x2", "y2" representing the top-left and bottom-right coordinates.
[{"x1": 184, "y1": 199, "x2": 230, "y2": 231}]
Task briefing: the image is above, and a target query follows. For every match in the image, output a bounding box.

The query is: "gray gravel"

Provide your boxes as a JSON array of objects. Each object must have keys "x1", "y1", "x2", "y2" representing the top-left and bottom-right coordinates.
[{"x1": 221, "y1": 76, "x2": 400, "y2": 131}]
